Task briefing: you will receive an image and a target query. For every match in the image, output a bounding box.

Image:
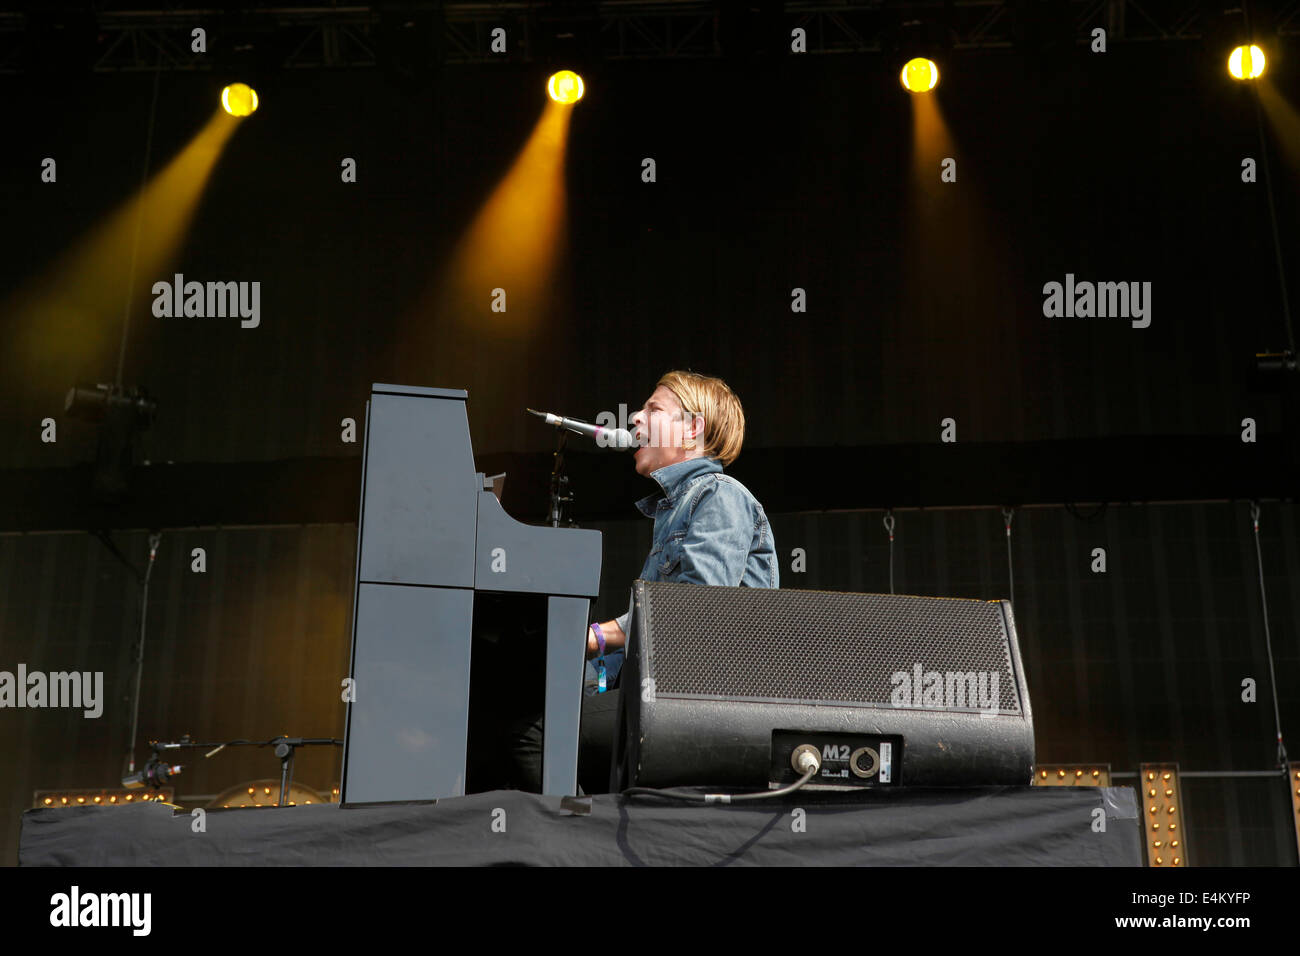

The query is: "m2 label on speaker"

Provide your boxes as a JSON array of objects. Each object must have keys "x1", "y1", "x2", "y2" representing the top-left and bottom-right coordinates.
[{"x1": 772, "y1": 731, "x2": 902, "y2": 790}]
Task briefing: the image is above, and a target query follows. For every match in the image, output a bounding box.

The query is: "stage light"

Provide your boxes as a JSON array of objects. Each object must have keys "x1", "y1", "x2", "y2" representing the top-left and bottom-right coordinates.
[
  {"x1": 900, "y1": 58, "x2": 939, "y2": 93},
  {"x1": 1292, "y1": 764, "x2": 1300, "y2": 861},
  {"x1": 221, "y1": 83, "x2": 260, "y2": 116},
  {"x1": 64, "y1": 384, "x2": 159, "y2": 503},
  {"x1": 1139, "y1": 763, "x2": 1186, "y2": 866},
  {"x1": 547, "y1": 70, "x2": 584, "y2": 104},
  {"x1": 1031, "y1": 764, "x2": 1111, "y2": 786},
  {"x1": 33, "y1": 787, "x2": 174, "y2": 809},
  {"x1": 207, "y1": 779, "x2": 326, "y2": 809},
  {"x1": 1228, "y1": 45, "x2": 1266, "y2": 80}
]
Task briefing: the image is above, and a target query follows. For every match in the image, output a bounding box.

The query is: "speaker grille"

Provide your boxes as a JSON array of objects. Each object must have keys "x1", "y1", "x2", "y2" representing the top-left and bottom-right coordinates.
[{"x1": 643, "y1": 583, "x2": 1021, "y2": 712}]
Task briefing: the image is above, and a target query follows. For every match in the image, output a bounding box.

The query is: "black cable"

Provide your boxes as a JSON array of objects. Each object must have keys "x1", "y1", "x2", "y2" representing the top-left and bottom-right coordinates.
[
  {"x1": 1248, "y1": 502, "x2": 1288, "y2": 767},
  {"x1": 883, "y1": 511, "x2": 896, "y2": 595},
  {"x1": 621, "y1": 767, "x2": 818, "y2": 803},
  {"x1": 123, "y1": 531, "x2": 161, "y2": 777},
  {"x1": 1242, "y1": 1, "x2": 1296, "y2": 357},
  {"x1": 1002, "y1": 507, "x2": 1015, "y2": 608}
]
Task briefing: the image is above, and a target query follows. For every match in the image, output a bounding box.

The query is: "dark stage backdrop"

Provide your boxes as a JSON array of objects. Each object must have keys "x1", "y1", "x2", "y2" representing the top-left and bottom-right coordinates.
[
  {"x1": 1, "y1": 48, "x2": 1296, "y2": 470},
  {"x1": 1, "y1": 499, "x2": 1297, "y2": 866},
  {"x1": 3, "y1": 29, "x2": 1298, "y2": 867}
]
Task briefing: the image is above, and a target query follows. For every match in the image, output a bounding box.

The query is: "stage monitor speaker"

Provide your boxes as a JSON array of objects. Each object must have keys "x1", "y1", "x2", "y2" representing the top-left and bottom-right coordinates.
[{"x1": 612, "y1": 581, "x2": 1034, "y2": 791}]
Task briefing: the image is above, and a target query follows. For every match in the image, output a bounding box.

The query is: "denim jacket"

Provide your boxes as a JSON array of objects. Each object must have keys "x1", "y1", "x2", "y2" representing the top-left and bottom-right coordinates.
[{"x1": 612, "y1": 456, "x2": 779, "y2": 638}]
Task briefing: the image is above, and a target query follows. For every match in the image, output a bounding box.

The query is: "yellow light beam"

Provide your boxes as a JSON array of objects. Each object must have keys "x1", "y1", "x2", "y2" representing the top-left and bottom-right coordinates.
[
  {"x1": 8, "y1": 108, "x2": 240, "y2": 390},
  {"x1": 896, "y1": 77, "x2": 1032, "y2": 438},
  {"x1": 436, "y1": 99, "x2": 572, "y2": 332},
  {"x1": 402, "y1": 97, "x2": 574, "y2": 445},
  {"x1": 1255, "y1": 79, "x2": 1300, "y2": 175}
]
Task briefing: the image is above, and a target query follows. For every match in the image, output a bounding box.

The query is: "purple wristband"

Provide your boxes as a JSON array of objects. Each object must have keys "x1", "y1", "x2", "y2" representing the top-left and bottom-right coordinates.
[{"x1": 590, "y1": 622, "x2": 606, "y2": 656}]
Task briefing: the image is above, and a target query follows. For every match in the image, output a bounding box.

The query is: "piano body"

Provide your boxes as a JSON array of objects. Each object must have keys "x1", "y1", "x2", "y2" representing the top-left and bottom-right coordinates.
[{"x1": 339, "y1": 384, "x2": 602, "y2": 802}]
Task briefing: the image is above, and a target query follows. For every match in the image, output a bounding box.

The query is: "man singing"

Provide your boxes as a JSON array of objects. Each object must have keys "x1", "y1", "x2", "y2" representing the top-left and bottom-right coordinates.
[{"x1": 513, "y1": 369, "x2": 780, "y2": 793}]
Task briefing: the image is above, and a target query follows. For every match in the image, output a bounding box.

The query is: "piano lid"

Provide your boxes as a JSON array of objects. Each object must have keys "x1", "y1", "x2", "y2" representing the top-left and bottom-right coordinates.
[{"x1": 371, "y1": 383, "x2": 469, "y2": 400}]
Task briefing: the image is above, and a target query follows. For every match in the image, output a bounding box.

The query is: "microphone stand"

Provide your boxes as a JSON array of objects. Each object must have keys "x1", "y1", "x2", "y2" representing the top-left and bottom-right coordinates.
[
  {"x1": 547, "y1": 429, "x2": 577, "y2": 528},
  {"x1": 150, "y1": 735, "x2": 343, "y2": 806},
  {"x1": 272, "y1": 737, "x2": 306, "y2": 807}
]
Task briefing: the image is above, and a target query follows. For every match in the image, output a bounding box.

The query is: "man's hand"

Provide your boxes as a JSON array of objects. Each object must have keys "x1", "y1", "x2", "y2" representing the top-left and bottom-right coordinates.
[{"x1": 586, "y1": 620, "x2": 627, "y2": 658}]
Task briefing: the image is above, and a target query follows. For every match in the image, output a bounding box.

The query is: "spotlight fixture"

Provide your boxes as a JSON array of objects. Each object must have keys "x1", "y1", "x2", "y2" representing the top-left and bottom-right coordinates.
[
  {"x1": 64, "y1": 384, "x2": 158, "y2": 504},
  {"x1": 900, "y1": 58, "x2": 939, "y2": 93},
  {"x1": 64, "y1": 384, "x2": 157, "y2": 425},
  {"x1": 221, "y1": 83, "x2": 259, "y2": 116},
  {"x1": 1228, "y1": 45, "x2": 1266, "y2": 80},
  {"x1": 547, "y1": 70, "x2": 584, "y2": 104}
]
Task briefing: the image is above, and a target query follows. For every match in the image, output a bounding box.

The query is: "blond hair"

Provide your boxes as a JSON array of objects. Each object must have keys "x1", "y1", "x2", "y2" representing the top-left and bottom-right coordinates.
[{"x1": 656, "y1": 370, "x2": 746, "y2": 467}]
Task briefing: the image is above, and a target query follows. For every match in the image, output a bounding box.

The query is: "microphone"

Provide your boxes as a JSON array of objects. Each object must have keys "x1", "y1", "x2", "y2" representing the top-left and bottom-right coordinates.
[
  {"x1": 528, "y1": 408, "x2": 639, "y2": 450},
  {"x1": 121, "y1": 757, "x2": 183, "y2": 790}
]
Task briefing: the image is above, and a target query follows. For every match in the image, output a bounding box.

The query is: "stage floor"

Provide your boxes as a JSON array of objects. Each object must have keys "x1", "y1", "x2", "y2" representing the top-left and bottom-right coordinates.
[{"x1": 19, "y1": 785, "x2": 1143, "y2": 866}]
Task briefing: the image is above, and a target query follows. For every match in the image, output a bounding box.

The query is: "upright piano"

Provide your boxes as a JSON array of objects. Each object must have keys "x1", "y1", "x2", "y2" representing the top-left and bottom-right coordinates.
[{"x1": 339, "y1": 384, "x2": 602, "y2": 802}]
